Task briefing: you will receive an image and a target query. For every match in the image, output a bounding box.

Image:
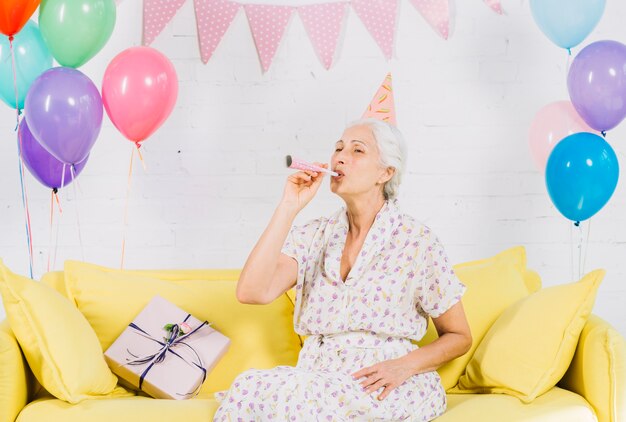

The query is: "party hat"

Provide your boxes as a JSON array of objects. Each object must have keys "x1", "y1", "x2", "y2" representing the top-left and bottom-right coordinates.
[{"x1": 362, "y1": 72, "x2": 396, "y2": 125}]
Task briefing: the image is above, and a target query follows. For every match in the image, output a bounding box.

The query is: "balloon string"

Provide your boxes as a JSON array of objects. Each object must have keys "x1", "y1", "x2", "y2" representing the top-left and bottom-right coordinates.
[
  {"x1": 577, "y1": 222, "x2": 583, "y2": 279},
  {"x1": 47, "y1": 189, "x2": 62, "y2": 272},
  {"x1": 60, "y1": 164, "x2": 66, "y2": 203},
  {"x1": 569, "y1": 221, "x2": 574, "y2": 282},
  {"x1": 15, "y1": 117, "x2": 35, "y2": 279},
  {"x1": 70, "y1": 165, "x2": 85, "y2": 262},
  {"x1": 583, "y1": 219, "x2": 591, "y2": 276},
  {"x1": 121, "y1": 146, "x2": 135, "y2": 269},
  {"x1": 11, "y1": 36, "x2": 34, "y2": 278},
  {"x1": 52, "y1": 189, "x2": 62, "y2": 272},
  {"x1": 48, "y1": 190, "x2": 53, "y2": 272},
  {"x1": 135, "y1": 142, "x2": 147, "y2": 171},
  {"x1": 565, "y1": 50, "x2": 571, "y2": 85},
  {"x1": 9, "y1": 36, "x2": 19, "y2": 127}
]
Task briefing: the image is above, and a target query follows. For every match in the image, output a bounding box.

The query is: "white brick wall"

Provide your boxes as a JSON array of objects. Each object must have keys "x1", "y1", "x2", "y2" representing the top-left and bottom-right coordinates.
[{"x1": 1, "y1": 0, "x2": 625, "y2": 339}]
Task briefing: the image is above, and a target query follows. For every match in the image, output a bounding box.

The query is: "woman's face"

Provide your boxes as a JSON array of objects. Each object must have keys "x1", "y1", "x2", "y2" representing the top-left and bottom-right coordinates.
[{"x1": 330, "y1": 124, "x2": 392, "y2": 199}]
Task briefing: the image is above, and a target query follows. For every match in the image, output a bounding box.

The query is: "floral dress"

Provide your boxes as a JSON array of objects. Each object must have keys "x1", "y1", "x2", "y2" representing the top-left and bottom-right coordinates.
[{"x1": 213, "y1": 199, "x2": 467, "y2": 421}]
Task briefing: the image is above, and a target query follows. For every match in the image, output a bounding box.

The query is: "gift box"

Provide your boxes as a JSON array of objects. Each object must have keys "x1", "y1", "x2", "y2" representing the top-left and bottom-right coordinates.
[{"x1": 104, "y1": 295, "x2": 230, "y2": 399}]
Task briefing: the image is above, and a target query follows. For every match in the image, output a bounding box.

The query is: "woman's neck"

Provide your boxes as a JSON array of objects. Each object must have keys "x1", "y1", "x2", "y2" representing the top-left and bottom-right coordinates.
[{"x1": 344, "y1": 196, "x2": 387, "y2": 238}]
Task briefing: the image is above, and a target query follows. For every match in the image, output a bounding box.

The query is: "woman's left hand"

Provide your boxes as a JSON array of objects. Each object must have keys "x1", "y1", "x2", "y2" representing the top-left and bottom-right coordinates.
[{"x1": 351, "y1": 357, "x2": 415, "y2": 401}]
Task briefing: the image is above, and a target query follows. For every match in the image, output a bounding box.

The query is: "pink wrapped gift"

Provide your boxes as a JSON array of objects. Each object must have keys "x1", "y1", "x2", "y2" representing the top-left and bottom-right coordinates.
[{"x1": 104, "y1": 295, "x2": 230, "y2": 399}]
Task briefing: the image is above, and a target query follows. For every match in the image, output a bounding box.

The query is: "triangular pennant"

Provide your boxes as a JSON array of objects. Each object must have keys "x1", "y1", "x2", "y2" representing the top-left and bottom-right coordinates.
[
  {"x1": 244, "y1": 4, "x2": 294, "y2": 73},
  {"x1": 351, "y1": 0, "x2": 398, "y2": 60},
  {"x1": 143, "y1": 0, "x2": 187, "y2": 46},
  {"x1": 362, "y1": 73, "x2": 396, "y2": 125},
  {"x1": 409, "y1": 0, "x2": 450, "y2": 39},
  {"x1": 298, "y1": 2, "x2": 347, "y2": 70},
  {"x1": 483, "y1": 0, "x2": 503, "y2": 15},
  {"x1": 194, "y1": 0, "x2": 241, "y2": 64}
]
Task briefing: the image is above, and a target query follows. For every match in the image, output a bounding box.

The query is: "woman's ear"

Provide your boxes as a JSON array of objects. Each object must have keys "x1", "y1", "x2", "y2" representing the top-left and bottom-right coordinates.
[{"x1": 379, "y1": 167, "x2": 395, "y2": 184}]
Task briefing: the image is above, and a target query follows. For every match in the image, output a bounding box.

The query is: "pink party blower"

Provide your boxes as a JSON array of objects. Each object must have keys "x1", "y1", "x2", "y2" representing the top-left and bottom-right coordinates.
[{"x1": 286, "y1": 155, "x2": 338, "y2": 176}]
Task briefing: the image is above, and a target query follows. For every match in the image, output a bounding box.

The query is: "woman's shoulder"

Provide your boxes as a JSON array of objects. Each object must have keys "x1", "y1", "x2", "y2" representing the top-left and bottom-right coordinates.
[{"x1": 397, "y1": 212, "x2": 434, "y2": 237}]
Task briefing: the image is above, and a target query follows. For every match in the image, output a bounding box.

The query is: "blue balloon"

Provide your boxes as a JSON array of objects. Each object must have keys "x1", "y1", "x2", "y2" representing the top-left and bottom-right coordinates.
[
  {"x1": 546, "y1": 132, "x2": 619, "y2": 223},
  {"x1": 0, "y1": 20, "x2": 52, "y2": 110},
  {"x1": 530, "y1": 0, "x2": 606, "y2": 50}
]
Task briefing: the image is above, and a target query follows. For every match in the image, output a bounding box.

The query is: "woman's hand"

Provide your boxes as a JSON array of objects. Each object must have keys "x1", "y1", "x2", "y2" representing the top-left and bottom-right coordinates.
[
  {"x1": 351, "y1": 357, "x2": 415, "y2": 401},
  {"x1": 280, "y1": 162, "x2": 328, "y2": 213}
]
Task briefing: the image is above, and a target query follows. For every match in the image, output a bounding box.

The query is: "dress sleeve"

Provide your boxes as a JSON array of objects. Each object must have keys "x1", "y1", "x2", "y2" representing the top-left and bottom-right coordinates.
[
  {"x1": 415, "y1": 233, "x2": 467, "y2": 319},
  {"x1": 280, "y1": 218, "x2": 324, "y2": 266}
]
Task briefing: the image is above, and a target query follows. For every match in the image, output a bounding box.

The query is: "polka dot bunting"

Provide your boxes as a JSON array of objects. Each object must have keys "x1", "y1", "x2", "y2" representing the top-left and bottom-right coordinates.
[
  {"x1": 244, "y1": 4, "x2": 294, "y2": 73},
  {"x1": 140, "y1": 0, "x2": 503, "y2": 68},
  {"x1": 408, "y1": 0, "x2": 450, "y2": 40},
  {"x1": 193, "y1": 0, "x2": 241, "y2": 64},
  {"x1": 483, "y1": 0, "x2": 504, "y2": 15},
  {"x1": 298, "y1": 2, "x2": 348, "y2": 70},
  {"x1": 351, "y1": 0, "x2": 398, "y2": 60},
  {"x1": 143, "y1": 0, "x2": 187, "y2": 46}
]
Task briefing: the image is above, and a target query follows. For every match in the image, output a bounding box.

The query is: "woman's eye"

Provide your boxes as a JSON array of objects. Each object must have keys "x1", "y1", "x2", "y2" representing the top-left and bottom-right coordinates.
[
  {"x1": 355, "y1": 149, "x2": 363, "y2": 153},
  {"x1": 335, "y1": 148, "x2": 342, "y2": 152}
]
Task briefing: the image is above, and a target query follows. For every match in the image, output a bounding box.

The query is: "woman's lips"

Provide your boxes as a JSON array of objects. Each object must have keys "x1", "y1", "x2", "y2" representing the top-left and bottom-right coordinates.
[{"x1": 332, "y1": 170, "x2": 344, "y2": 180}]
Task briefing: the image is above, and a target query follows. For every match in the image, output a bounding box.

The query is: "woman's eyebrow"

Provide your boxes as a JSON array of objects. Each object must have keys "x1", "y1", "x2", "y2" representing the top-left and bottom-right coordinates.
[
  {"x1": 336, "y1": 139, "x2": 368, "y2": 146},
  {"x1": 351, "y1": 139, "x2": 368, "y2": 147}
]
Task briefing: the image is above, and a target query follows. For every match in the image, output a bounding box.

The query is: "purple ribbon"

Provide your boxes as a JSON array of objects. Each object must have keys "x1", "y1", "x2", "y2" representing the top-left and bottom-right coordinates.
[{"x1": 123, "y1": 314, "x2": 209, "y2": 398}]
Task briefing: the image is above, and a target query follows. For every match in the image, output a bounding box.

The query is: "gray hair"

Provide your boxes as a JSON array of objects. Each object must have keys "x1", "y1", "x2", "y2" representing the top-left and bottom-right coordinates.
[{"x1": 345, "y1": 118, "x2": 407, "y2": 200}]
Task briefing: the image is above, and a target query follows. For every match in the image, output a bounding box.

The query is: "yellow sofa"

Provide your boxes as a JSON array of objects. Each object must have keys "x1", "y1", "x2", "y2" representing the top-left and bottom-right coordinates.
[{"x1": 1, "y1": 265, "x2": 625, "y2": 422}]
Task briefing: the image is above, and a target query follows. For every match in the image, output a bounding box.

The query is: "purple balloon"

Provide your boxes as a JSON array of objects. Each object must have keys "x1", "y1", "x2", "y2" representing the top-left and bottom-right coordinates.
[
  {"x1": 24, "y1": 67, "x2": 103, "y2": 165},
  {"x1": 18, "y1": 118, "x2": 88, "y2": 190},
  {"x1": 567, "y1": 40, "x2": 626, "y2": 132}
]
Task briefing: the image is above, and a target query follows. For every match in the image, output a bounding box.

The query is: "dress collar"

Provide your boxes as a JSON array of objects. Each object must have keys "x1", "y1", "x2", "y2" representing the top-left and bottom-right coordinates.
[{"x1": 325, "y1": 198, "x2": 402, "y2": 285}]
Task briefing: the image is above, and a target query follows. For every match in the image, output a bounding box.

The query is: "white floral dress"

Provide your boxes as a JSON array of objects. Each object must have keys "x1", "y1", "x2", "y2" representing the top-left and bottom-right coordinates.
[{"x1": 213, "y1": 199, "x2": 467, "y2": 421}]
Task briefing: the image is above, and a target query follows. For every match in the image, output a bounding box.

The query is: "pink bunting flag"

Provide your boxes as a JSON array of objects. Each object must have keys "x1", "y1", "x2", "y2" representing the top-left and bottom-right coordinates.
[
  {"x1": 244, "y1": 4, "x2": 294, "y2": 73},
  {"x1": 483, "y1": 0, "x2": 503, "y2": 15},
  {"x1": 194, "y1": 0, "x2": 241, "y2": 64},
  {"x1": 409, "y1": 0, "x2": 450, "y2": 39},
  {"x1": 298, "y1": 2, "x2": 348, "y2": 70},
  {"x1": 351, "y1": 0, "x2": 398, "y2": 60},
  {"x1": 143, "y1": 0, "x2": 187, "y2": 46}
]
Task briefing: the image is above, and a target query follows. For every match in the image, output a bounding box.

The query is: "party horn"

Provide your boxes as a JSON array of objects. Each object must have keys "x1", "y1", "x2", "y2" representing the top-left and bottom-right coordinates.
[{"x1": 285, "y1": 155, "x2": 338, "y2": 176}]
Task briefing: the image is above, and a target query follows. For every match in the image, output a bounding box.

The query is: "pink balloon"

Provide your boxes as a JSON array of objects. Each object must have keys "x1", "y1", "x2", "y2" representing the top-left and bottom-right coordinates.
[
  {"x1": 529, "y1": 101, "x2": 595, "y2": 171},
  {"x1": 102, "y1": 46, "x2": 178, "y2": 143}
]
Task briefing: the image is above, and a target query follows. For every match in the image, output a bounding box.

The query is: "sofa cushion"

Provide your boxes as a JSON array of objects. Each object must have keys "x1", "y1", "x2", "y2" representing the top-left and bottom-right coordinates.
[
  {"x1": 16, "y1": 394, "x2": 219, "y2": 422},
  {"x1": 15, "y1": 387, "x2": 595, "y2": 422},
  {"x1": 416, "y1": 246, "x2": 534, "y2": 391},
  {"x1": 440, "y1": 387, "x2": 597, "y2": 421},
  {"x1": 63, "y1": 261, "x2": 301, "y2": 395},
  {"x1": 451, "y1": 269, "x2": 604, "y2": 403},
  {"x1": 0, "y1": 260, "x2": 130, "y2": 404}
]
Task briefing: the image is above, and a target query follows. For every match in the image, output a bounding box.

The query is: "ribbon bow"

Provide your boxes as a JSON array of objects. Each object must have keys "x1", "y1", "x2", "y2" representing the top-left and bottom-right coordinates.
[{"x1": 122, "y1": 314, "x2": 210, "y2": 398}]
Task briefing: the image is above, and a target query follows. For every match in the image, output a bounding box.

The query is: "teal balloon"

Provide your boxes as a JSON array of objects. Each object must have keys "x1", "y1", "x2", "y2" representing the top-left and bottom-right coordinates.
[
  {"x1": 530, "y1": 0, "x2": 606, "y2": 50},
  {"x1": 0, "y1": 20, "x2": 52, "y2": 109},
  {"x1": 545, "y1": 132, "x2": 619, "y2": 223}
]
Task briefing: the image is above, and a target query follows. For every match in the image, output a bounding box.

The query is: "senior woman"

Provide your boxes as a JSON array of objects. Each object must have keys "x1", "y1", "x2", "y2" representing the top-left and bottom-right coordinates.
[{"x1": 213, "y1": 119, "x2": 472, "y2": 421}]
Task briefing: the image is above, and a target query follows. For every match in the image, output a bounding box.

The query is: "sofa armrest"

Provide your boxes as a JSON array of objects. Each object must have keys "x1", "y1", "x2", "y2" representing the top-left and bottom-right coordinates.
[
  {"x1": 0, "y1": 320, "x2": 29, "y2": 422},
  {"x1": 558, "y1": 314, "x2": 626, "y2": 422}
]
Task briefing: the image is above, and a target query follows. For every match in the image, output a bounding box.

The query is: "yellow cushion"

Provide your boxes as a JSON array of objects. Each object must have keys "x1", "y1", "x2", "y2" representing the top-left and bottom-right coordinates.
[
  {"x1": 0, "y1": 260, "x2": 129, "y2": 404},
  {"x1": 440, "y1": 387, "x2": 597, "y2": 421},
  {"x1": 451, "y1": 269, "x2": 605, "y2": 403},
  {"x1": 16, "y1": 394, "x2": 219, "y2": 422},
  {"x1": 63, "y1": 261, "x2": 301, "y2": 395},
  {"x1": 417, "y1": 246, "x2": 533, "y2": 391}
]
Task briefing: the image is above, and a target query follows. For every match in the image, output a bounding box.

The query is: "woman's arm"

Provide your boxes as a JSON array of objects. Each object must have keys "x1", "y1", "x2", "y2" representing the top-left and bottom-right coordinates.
[
  {"x1": 236, "y1": 163, "x2": 328, "y2": 305},
  {"x1": 401, "y1": 301, "x2": 472, "y2": 374}
]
